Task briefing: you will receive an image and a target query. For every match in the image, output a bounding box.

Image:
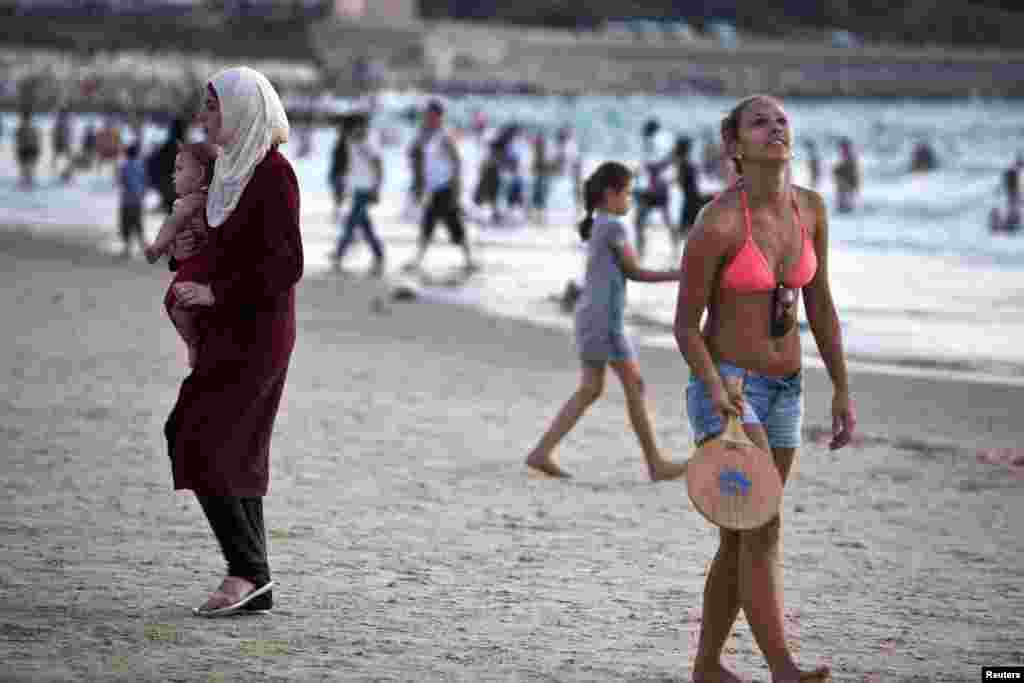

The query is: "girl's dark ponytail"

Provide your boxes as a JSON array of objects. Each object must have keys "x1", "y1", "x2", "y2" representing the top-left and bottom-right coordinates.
[
  {"x1": 578, "y1": 176, "x2": 597, "y2": 240},
  {"x1": 578, "y1": 161, "x2": 632, "y2": 241}
]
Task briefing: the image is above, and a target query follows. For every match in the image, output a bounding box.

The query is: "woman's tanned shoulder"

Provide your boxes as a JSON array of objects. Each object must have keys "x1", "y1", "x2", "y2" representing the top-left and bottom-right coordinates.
[{"x1": 693, "y1": 188, "x2": 743, "y2": 242}]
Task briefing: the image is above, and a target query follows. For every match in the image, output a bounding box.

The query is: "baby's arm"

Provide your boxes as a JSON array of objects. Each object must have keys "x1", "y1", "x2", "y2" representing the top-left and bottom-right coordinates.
[{"x1": 146, "y1": 194, "x2": 204, "y2": 263}]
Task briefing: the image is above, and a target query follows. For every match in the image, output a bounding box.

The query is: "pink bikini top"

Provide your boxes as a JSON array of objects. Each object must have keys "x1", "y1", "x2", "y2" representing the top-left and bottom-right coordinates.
[{"x1": 721, "y1": 188, "x2": 817, "y2": 293}]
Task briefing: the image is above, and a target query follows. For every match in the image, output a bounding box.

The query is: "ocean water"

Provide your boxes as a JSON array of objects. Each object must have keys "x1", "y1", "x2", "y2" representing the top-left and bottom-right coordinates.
[{"x1": 2, "y1": 94, "x2": 1023, "y2": 385}]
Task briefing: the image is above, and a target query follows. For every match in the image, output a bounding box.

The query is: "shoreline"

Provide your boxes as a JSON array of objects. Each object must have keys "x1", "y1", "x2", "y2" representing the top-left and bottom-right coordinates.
[{"x1": 5, "y1": 220, "x2": 1023, "y2": 452}]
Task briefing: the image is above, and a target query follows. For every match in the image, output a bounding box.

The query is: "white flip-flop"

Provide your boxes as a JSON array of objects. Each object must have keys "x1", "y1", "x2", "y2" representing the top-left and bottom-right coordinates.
[{"x1": 193, "y1": 579, "x2": 274, "y2": 618}]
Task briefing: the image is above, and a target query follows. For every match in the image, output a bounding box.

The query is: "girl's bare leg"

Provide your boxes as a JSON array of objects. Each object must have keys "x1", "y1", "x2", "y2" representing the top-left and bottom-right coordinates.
[
  {"x1": 692, "y1": 527, "x2": 744, "y2": 683},
  {"x1": 525, "y1": 363, "x2": 605, "y2": 478},
  {"x1": 170, "y1": 304, "x2": 201, "y2": 368},
  {"x1": 694, "y1": 433, "x2": 829, "y2": 682},
  {"x1": 609, "y1": 359, "x2": 687, "y2": 481}
]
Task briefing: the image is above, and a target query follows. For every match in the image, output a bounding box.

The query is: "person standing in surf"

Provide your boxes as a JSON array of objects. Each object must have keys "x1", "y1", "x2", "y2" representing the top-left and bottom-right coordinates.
[
  {"x1": 674, "y1": 94, "x2": 855, "y2": 682},
  {"x1": 525, "y1": 161, "x2": 688, "y2": 482}
]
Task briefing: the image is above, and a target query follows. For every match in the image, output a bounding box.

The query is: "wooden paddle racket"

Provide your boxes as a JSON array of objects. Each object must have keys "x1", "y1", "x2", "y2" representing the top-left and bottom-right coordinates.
[{"x1": 685, "y1": 377, "x2": 784, "y2": 530}]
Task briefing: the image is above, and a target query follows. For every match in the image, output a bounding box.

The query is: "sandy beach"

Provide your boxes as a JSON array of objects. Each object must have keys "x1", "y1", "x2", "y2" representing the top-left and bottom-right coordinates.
[{"x1": 1, "y1": 226, "x2": 1023, "y2": 682}]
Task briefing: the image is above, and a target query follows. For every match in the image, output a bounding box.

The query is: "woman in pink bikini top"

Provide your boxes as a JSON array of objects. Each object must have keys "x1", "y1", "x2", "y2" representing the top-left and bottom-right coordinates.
[{"x1": 672, "y1": 94, "x2": 856, "y2": 683}]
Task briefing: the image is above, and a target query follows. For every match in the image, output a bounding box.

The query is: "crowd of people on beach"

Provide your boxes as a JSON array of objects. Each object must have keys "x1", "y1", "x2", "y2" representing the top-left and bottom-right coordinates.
[
  {"x1": 32, "y1": 67, "x2": 853, "y2": 682},
  {"x1": 7, "y1": 91, "x2": 1023, "y2": 271},
  {"x1": 4, "y1": 69, "x2": 1023, "y2": 681}
]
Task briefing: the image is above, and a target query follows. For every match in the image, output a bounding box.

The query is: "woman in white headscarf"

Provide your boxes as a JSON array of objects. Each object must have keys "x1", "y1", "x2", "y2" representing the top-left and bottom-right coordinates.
[{"x1": 164, "y1": 66, "x2": 303, "y2": 617}]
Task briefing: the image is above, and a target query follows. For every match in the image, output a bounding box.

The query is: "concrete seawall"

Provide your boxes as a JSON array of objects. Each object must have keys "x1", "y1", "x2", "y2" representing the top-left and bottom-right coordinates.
[
  {"x1": 1, "y1": 9, "x2": 1021, "y2": 101},
  {"x1": 318, "y1": 19, "x2": 1024, "y2": 98}
]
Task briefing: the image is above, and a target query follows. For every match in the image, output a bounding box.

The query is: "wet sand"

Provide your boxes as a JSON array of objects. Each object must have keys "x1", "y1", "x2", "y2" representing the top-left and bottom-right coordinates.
[{"x1": 1, "y1": 227, "x2": 1022, "y2": 682}]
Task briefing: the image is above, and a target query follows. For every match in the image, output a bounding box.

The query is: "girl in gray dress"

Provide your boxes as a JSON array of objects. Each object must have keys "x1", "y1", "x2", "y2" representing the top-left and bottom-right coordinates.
[{"x1": 525, "y1": 162, "x2": 688, "y2": 481}]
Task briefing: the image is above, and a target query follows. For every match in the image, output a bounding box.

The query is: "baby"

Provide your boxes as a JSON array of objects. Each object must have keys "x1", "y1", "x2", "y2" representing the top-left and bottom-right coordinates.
[{"x1": 145, "y1": 142, "x2": 219, "y2": 367}]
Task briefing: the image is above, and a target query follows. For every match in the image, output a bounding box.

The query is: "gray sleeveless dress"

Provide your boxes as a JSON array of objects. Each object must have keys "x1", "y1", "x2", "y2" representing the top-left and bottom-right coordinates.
[{"x1": 574, "y1": 213, "x2": 636, "y2": 363}]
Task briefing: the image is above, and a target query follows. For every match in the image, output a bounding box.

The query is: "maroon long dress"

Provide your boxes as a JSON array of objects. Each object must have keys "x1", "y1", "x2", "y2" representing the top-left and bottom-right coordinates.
[{"x1": 165, "y1": 148, "x2": 303, "y2": 497}]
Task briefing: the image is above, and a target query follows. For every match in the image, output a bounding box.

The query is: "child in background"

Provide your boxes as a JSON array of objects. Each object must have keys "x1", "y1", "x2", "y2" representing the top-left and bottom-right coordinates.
[
  {"x1": 144, "y1": 142, "x2": 218, "y2": 367},
  {"x1": 525, "y1": 161, "x2": 688, "y2": 481},
  {"x1": 331, "y1": 114, "x2": 385, "y2": 276},
  {"x1": 117, "y1": 143, "x2": 150, "y2": 257}
]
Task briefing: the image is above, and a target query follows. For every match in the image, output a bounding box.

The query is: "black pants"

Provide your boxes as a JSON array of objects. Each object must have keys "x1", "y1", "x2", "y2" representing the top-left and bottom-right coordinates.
[
  {"x1": 420, "y1": 185, "x2": 466, "y2": 245},
  {"x1": 197, "y1": 496, "x2": 270, "y2": 587}
]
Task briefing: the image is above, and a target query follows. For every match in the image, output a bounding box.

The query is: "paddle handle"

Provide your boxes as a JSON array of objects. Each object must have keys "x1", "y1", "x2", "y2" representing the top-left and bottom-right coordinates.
[
  {"x1": 720, "y1": 374, "x2": 753, "y2": 446},
  {"x1": 722, "y1": 413, "x2": 753, "y2": 445}
]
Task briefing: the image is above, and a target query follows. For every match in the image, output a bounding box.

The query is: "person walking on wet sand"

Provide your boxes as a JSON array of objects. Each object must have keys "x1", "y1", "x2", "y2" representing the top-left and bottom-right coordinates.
[
  {"x1": 403, "y1": 99, "x2": 477, "y2": 273},
  {"x1": 330, "y1": 113, "x2": 385, "y2": 276},
  {"x1": 116, "y1": 142, "x2": 151, "y2": 258},
  {"x1": 674, "y1": 94, "x2": 855, "y2": 682},
  {"x1": 525, "y1": 161, "x2": 688, "y2": 482},
  {"x1": 163, "y1": 67, "x2": 302, "y2": 617}
]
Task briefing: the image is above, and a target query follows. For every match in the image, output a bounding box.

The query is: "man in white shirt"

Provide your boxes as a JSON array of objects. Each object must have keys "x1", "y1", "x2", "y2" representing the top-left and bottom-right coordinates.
[
  {"x1": 404, "y1": 100, "x2": 477, "y2": 273},
  {"x1": 331, "y1": 114, "x2": 385, "y2": 276},
  {"x1": 634, "y1": 118, "x2": 675, "y2": 261}
]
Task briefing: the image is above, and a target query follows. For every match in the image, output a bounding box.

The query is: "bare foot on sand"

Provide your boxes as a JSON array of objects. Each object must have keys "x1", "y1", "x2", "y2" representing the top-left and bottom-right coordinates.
[
  {"x1": 648, "y1": 458, "x2": 688, "y2": 482},
  {"x1": 525, "y1": 456, "x2": 571, "y2": 479},
  {"x1": 692, "y1": 663, "x2": 745, "y2": 683}
]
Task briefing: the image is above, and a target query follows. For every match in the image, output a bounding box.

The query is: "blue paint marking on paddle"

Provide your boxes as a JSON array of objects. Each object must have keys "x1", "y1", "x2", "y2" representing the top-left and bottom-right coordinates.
[{"x1": 719, "y1": 468, "x2": 752, "y2": 496}]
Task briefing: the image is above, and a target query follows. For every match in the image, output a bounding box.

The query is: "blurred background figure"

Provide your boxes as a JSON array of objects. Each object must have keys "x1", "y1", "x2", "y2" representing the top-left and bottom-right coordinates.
[
  {"x1": 331, "y1": 113, "x2": 385, "y2": 276},
  {"x1": 634, "y1": 118, "x2": 674, "y2": 261},
  {"x1": 296, "y1": 118, "x2": 313, "y2": 159},
  {"x1": 502, "y1": 124, "x2": 529, "y2": 223},
  {"x1": 910, "y1": 140, "x2": 939, "y2": 173},
  {"x1": 15, "y1": 111, "x2": 41, "y2": 188},
  {"x1": 147, "y1": 117, "x2": 188, "y2": 215},
  {"x1": 404, "y1": 99, "x2": 476, "y2": 273},
  {"x1": 672, "y1": 135, "x2": 711, "y2": 252},
  {"x1": 51, "y1": 106, "x2": 72, "y2": 176},
  {"x1": 117, "y1": 142, "x2": 150, "y2": 258},
  {"x1": 529, "y1": 130, "x2": 555, "y2": 225},
  {"x1": 834, "y1": 136, "x2": 861, "y2": 213},
  {"x1": 402, "y1": 108, "x2": 428, "y2": 223},
  {"x1": 553, "y1": 125, "x2": 582, "y2": 213},
  {"x1": 472, "y1": 138, "x2": 503, "y2": 225},
  {"x1": 95, "y1": 116, "x2": 124, "y2": 182},
  {"x1": 328, "y1": 114, "x2": 355, "y2": 222},
  {"x1": 803, "y1": 138, "x2": 821, "y2": 188},
  {"x1": 991, "y1": 153, "x2": 1022, "y2": 235},
  {"x1": 15, "y1": 110, "x2": 41, "y2": 189},
  {"x1": 700, "y1": 127, "x2": 725, "y2": 182},
  {"x1": 75, "y1": 122, "x2": 97, "y2": 174}
]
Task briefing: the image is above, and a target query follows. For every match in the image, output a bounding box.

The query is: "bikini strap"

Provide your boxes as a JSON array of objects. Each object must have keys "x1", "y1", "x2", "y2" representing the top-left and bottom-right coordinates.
[
  {"x1": 739, "y1": 187, "x2": 753, "y2": 239},
  {"x1": 790, "y1": 191, "x2": 807, "y2": 238}
]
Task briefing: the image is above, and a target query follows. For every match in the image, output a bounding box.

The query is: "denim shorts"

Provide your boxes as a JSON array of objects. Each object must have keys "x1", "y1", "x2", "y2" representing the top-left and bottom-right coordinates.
[{"x1": 686, "y1": 361, "x2": 803, "y2": 449}]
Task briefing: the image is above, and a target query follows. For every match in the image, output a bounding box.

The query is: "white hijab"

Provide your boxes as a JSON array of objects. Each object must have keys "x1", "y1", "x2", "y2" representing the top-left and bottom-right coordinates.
[{"x1": 206, "y1": 66, "x2": 290, "y2": 228}]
